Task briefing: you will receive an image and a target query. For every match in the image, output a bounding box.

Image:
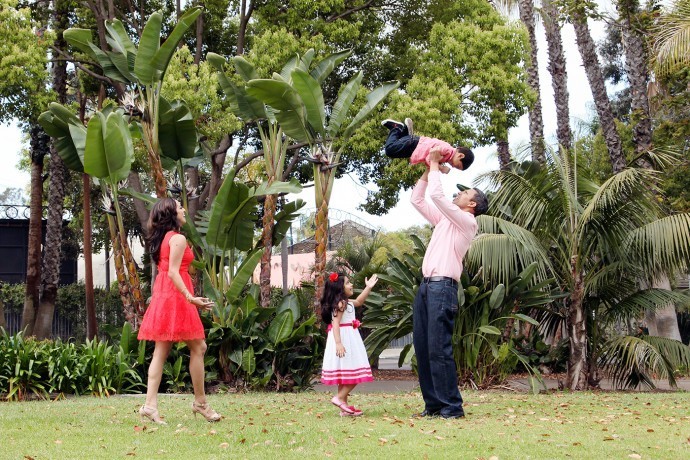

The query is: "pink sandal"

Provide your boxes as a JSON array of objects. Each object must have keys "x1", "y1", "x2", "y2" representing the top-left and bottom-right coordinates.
[{"x1": 331, "y1": 396, "x2": 355, "y2": 414}]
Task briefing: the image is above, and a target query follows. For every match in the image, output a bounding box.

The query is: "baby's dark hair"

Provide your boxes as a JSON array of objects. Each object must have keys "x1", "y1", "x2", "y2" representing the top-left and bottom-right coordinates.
[
  {"x1": 458, "y1": 146, "x2": 474, "y2": 170},
  {"x1": 320, "y1": 273, "x2": 348, "y2": 324}
]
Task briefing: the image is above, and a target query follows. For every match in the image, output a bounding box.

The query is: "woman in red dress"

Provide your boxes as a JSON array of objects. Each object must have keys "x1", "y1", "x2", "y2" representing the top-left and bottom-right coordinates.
[{"x1": 137, "y1": 198, "x2": 221, "y2": 423}]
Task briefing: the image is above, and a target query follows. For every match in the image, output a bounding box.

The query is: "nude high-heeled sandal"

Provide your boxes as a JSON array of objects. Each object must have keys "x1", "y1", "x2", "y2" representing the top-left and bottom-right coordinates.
[
  {"x1": 191, "y1": 401, "x2": 222, "y2": 422},
  {"x1": 139, "y1": 405, "x2": 167, "y2": 424}
]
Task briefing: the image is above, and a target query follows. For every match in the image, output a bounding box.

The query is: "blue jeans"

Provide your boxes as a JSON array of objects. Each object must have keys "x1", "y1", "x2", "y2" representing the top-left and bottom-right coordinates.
[
  {"x1": 384, "y1": 126, "x2": 420, "y2": 159},
  {"x1": 413, "y1": 278, "x2": 464, "y2": 416}
]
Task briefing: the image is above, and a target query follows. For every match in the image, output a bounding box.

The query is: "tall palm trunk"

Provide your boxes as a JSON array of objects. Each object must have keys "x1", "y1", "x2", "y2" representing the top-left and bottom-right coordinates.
[
  {"x1": 35, "y1": 0, "x2": 70, "y2": 339},
  {"x1": 497, "y1": 139, "x2": 511, "y2": 170},
  {"x1": 34, "y1": 148, "x2": 68, "y2": 339},
  {"x1": 571, "y1": 4, "x2": 626, "y2": 173},
  {"x1": 566, "y1": 270, "x2": 588, "y2": 389},
  {"x1": 542, "y1": 0, "x2": 572, "y2": 151},
  {"x1": 21, "y1": 125, "x2": 50, "y2": 336},
  {"x1": 518, "y1": 0, "x2": 545, "y2": 163}
]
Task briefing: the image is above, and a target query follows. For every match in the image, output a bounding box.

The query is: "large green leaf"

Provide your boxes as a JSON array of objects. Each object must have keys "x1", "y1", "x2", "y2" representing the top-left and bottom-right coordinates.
[
  {"x1": 103, "y1": 111, "x2": 134, "y2": 183},
  {"x1": 63, "y1": 28, "x2": 98, "y2": 61},
  {"x1": 232, "y1": 56, "x2": 259, "y2": 82},
  {"x1": 268, "y1": 310, "x2": 294, "y2": 345},
  {"x1": 271, "y1": 199, "x2": 305, "y2": 247},
  {"x1": 133, "y1": 12, "x2": 163, "y2": 84},
  {"x1": 276, "y1": 294, "x2": 300, "y2": 325},
  {"x1": 241, "y1": 346, "x2": 256, "y2": 374},
  {"x1": 205, "y1": 174, "x2": 256, "y2": 252},
  {"x1": 291, "y1": 69, "x2": 325, "y2": 138},
  {"x1": 150, "y1": 8, "x2": 202, "y2": 80},
  {"x1": 310, "y1": 49, "x2": 351, "y2": 84},
  {"x1": 225, "y1": 248, "x2": 263, "y2": 301},
  {"x1": 104, "y1": 20, "x2": 136, "y2": 56},
  {"x1": 158, "y1": 98, "x2": 198, "y2": 160},
  {"x1": 342, "y1": 81, "x2": 399, "y2": 140},
  {"x1": 245, "y1": 79, "x2": 312, "y2": 142},
  {"x1": 83, "y1": 113, "x2": 107, "y2": 179},
  {"x1": 326, "y1": 72, "x2": 362, "y2": 138}
]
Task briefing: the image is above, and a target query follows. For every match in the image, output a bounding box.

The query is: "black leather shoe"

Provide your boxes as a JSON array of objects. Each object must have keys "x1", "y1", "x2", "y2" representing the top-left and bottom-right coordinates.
[
  {"x1": 411, "y1": 409, "x2": 440, "y2": 418},
  {"x1": 440, "y1": 411, "x2": 465, "y2": 419}
]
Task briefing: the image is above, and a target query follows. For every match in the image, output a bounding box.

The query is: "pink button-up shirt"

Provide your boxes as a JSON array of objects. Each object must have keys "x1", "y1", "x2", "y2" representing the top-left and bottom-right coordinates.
[
  {"x1": 411, "y1": 171, "x2": 477, "y2": 281},
  {"x1": 410, "y1": 136, "x2": 455, "y2": 166}
]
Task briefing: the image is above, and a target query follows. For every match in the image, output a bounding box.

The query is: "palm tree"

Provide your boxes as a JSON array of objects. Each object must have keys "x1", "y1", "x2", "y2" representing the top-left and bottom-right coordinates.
[
  {"x1": 478, "y1": 150, "x2": 690, "y2": 389},
  {"x1": 568, "y1": 0, "x2": 626, "y2": 172},
  {"x1": 245, "y1": 57, "x2": 398, "y2": 315}
]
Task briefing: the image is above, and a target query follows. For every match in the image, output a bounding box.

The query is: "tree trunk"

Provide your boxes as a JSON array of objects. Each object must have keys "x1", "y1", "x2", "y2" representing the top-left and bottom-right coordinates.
[
  {"x1": 0, "y1": 299, "x2": 5, "y2": 330},
  {"x1": 566, "y1": 272, "x2": 588, "y2": 390},
  {"x1": 497, "y1": 139, "x2": 511, "y2": 170},
  {"x1": 107, "y1": 214, "x2": 136, "y2": 327},
  {"x1": 260, "y1": 192, "x2": 277, "y2": 307},
  {"x1": 35, "y1": 0, "x2": 70, "y2": 339},
  {"x1": 618, "y1": 0, "x2": 652, "y2": 158},
  {"x1": 35, "y1": 146, "x2": 68, "y2": 339},
  {"x1": 543, "y1": 0, "x2": 571, "y2": 152},
  {"x1": 518, "y1": 0, "x2": 545, "y2": 164},
  {"x1": 21, "y1": 125, "x2": 49, "y2": 336},
  {"x1": 83, "y1": 173, "x2": 97, "y2": 339},
  {"x1": 281, "y1": 205, "x2": 289, "y2": 295},
  {"x1": 314, "y1": 199, "x2": 329, "y2": 319},
  {"x1": 194, "y1": 10, "x2": 203, "y2": 64},
  {"x1": 571, "y1": 6, "x2": 626, "y2": 173},
  {"x1": 644, "y1": 276, "x2": 682, "y2": 340}
]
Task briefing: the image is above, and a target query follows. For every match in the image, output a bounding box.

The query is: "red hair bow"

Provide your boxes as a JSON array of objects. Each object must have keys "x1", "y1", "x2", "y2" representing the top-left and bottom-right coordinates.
[{"x1": 329, "y1": 272, "x2": 338, "y2": 282}]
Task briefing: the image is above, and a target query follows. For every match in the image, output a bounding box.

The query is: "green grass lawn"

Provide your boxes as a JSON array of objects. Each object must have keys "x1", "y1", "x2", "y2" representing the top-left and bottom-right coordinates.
[{"x1": 1, "y1": 390, "x2": 689, "y2": 459}]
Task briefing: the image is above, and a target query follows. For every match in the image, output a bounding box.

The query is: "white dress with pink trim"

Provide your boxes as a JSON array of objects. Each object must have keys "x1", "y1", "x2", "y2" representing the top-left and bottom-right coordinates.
[{"x1": 321, "y1": 302, "x2": 374, "y2": 385}]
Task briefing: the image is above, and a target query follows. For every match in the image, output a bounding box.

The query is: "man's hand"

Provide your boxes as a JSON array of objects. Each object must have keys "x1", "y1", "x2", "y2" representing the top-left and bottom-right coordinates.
[{"x1": 429, "y1": 147, "x2": 443, "y2": 164}]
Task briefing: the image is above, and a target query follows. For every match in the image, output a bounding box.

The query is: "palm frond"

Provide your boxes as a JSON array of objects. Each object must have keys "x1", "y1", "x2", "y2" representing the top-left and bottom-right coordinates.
[
  {"x1": 626, "y1": 214, "x2": 690, "y2": 276},
  {"x1": 478, "y1": 169, "x2": 548, "y2": 229},
  {"x1": 600, "y1": 288, "x2": 690, "y2": 323},
  {"x1": 652, "y1": 0, "x2": 690, "y2": 77},
  {"x1": 468, "y1": 215, "x2": 553, "y2": 285},
  {"x1": 599, "y1": 335, "x2": 690, "y2": 389}
]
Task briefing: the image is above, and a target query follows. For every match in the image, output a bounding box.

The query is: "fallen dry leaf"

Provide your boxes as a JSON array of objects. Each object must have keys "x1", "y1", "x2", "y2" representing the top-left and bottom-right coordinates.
[
  {"x1": 219, "y1": 443, "x2": 229, "y2": 449},
  {"x1": 628, "y1": 455, "x2": 641, "y2": 459}
]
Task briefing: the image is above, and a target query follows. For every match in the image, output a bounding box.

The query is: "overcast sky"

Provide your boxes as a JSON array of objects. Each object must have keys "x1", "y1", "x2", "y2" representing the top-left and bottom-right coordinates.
[{"x1": 1, "y1": 11, "x2": 611, "y2": 231}]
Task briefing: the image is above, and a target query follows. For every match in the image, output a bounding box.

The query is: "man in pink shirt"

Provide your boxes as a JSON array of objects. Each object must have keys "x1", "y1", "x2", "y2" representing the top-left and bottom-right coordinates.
[
  {"x1": 381, "y1": 118, "x2": 474, "y2": 173},
  {"x1": 410, "y1": 147, "x2": 488, "y2": 419}
]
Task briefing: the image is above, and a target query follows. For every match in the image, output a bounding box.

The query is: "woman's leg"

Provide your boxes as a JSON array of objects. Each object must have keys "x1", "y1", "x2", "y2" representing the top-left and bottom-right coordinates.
[
  {"x1": 144, "y1": 341, "x2": 173, "y2": 408},
  {"x1": 186, "y1": 338, "x2": 208, "y2": 404}
]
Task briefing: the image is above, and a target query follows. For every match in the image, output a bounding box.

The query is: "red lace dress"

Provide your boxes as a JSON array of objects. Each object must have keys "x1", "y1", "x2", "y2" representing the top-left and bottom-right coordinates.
[{"x1": 138, "y1": 231, "x2": 205, "y2": 341}]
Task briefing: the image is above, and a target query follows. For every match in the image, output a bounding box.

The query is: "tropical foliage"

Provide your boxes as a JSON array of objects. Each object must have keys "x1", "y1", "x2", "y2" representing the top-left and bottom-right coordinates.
[{"x1": 479, "y1": 150, "x2": 690, "y2": 389}]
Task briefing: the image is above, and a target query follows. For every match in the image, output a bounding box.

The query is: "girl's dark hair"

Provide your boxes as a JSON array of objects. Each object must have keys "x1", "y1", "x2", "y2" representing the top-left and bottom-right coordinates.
[
  {"x1": 147, "y1": 198, "x2": 180, "y2": 264},
  {"x1": 320, "y1": 273, "x2": 348, "y2": 325}
]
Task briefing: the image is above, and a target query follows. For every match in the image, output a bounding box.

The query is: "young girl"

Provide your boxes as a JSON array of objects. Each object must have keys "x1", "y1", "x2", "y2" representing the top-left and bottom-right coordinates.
[{"x1": 320, "y1": 272, "x2": 378, "y2": 416}]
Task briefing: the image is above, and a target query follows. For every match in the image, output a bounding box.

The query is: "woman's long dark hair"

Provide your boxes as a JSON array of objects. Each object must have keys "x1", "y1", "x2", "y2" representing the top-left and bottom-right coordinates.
[
  {"x1": 147, "y1": 198, "x2": 180, "y2": 264},
  {"x1": 321, "y1": 273, "x2": 348, "y2": 325}
]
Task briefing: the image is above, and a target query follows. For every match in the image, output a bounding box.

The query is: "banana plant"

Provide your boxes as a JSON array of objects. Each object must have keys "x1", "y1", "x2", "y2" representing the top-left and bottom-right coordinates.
[
  {"x1": 38, "y1": 103, "x2": 145, "y2": 328},
  {"x1": 207, "y1": 52, "x2": 298, "y2": 307},
  {"x1": 245, "y1": 51, "x2": 399, "y2": 313},
  {"x1": 183, "y1": 166, "x2": 305, "y2": 311},
  {"x1": 64, "y1": 8, "x2": 202, "y2": 198}
]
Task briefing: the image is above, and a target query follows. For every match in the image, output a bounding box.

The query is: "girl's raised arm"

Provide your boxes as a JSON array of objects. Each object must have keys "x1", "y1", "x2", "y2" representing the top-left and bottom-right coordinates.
[{"x1": 352, "y1": 274, "x2": 378, "y2": 307}]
